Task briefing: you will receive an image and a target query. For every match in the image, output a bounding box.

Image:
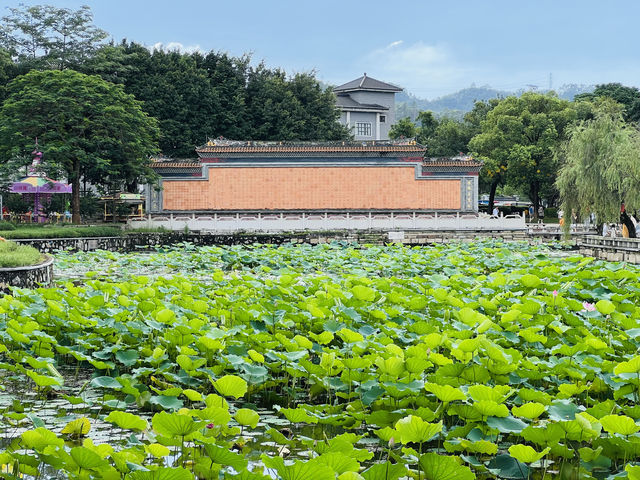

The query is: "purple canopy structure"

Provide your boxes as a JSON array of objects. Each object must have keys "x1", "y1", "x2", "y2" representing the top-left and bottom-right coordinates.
[{"x1": 9, "y1": 150, "x2": 72, "y2": 221}]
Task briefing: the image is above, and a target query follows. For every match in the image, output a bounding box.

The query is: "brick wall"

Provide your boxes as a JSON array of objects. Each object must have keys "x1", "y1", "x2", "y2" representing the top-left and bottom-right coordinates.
[{"x1": 162, "y1": 166, "x2": 461, "y2": 210}]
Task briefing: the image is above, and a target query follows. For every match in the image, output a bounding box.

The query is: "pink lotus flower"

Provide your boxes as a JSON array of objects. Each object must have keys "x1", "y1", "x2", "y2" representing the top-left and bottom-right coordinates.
[
  {"x1": 206, "y1": 423, "x2": 215, "y2": 429},
  {"x1": 553, "y1": 290, "x2": 558, "y2": 297},
  {"x1": 582, "y1": 301, "x2": 596, "y2": 312}
]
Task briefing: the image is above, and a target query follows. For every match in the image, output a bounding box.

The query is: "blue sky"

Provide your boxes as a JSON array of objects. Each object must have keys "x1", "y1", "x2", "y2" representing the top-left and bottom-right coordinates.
[{"x1": 2, "y1": 0, "x2": 639, "y2": 98}]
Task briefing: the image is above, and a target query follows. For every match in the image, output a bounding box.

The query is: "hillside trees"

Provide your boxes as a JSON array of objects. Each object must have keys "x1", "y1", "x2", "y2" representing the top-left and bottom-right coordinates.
[
  {"x1": 0, "y1": 70, "x2": 159, "y2": 223},
  {"x1": 576, "y1": 83, "x2": 640, "y2": 123}
]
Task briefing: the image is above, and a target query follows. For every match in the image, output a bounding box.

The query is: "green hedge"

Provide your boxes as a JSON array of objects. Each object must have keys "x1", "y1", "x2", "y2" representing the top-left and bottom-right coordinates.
[
  {"x1": 2, "y1": 226, "x2": 123, "y2": 239},
  {"x1": 0, "y1": 222, "x2": 16, "y2": 231},
  {"x1": 0, "y1": 241, "x2": 43, "y2": 267}
]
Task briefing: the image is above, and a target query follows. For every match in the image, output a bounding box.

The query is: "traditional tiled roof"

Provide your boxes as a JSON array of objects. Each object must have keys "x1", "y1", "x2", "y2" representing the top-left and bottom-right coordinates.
[
  {"x1": 334, "y1": 74, "x2": 402, "y2": 93},
  {"x1": 196, "y1": 139, "x2": 425, "y2": 156},
  {"x1": 424, "y1": 156, "x2": 483, "y2": 167},
  {"x1": 335, "y1": 94, "x2": 388, "y2": 111}
]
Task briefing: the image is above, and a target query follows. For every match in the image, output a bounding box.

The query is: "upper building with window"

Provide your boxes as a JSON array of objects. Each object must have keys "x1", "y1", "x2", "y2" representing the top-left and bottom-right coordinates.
[{"x1": 334, "y1": 74, "x2": 402, "y2": 141}]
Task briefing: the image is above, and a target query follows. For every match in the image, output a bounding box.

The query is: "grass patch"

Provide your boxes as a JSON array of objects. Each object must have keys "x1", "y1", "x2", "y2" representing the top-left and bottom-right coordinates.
[
  {"x1": 2, "y1": 226, "x2": 123, "y2": 239},
  {"x1": 0, "y1": 241, "x2": 43, "y2": 267}
]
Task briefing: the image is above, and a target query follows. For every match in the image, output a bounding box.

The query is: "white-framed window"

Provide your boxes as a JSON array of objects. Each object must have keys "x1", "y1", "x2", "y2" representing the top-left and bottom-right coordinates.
[
  {"x1": 356, "y1": 122, "x2": 372, "y2": 136},
  {"x1": 379, "y1": 115, "x2": 386, "y2": 123}
]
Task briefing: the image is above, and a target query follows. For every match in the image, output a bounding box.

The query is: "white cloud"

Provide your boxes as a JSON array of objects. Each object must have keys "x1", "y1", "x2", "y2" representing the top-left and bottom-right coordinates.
[
  {"x1": 358, "y1": 41, "x2": 473, "y2": 98},
  {"x1": 150, "y1": 42, "x2": 203, "y2": 54}
]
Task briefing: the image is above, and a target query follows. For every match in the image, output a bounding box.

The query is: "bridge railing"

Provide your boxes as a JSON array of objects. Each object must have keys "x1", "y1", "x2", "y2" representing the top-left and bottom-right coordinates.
[{"x1": 129, "y1": 211, "x2": 526, "y2": 232}]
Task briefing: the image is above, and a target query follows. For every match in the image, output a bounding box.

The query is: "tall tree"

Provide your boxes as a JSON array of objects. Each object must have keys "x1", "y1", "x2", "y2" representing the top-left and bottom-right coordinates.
[
  {"x1": 576, "y1": 83, "x2": 640, "y2": 123},
  {"x1": 389, "y1": 117, "x2": 418, "y2": 139},
  {"x1": 469, "y1": 92, "x2": 576, "y2": 214},
  {"x1": 0, "y1": 70, "x2": 159, "y2": 223},
  {"x1": 0, "y1": 4, "x2": 107, "y2": 70},
  {"x1": 556, "y1": 99, "x2": 640, "y2": 230}
]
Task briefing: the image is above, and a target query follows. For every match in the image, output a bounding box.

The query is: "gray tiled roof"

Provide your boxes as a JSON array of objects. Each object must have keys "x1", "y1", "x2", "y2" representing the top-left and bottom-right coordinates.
[
  {"x1": 335, "y1": 94, "x2": 388, "y2": 111},
  {"x1": 334, "y1": 74, "x2": 403, "y2": 93}
]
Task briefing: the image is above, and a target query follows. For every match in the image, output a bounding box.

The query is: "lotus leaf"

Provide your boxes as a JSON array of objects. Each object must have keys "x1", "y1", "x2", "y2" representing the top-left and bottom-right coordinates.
[
  {"x1": 395, "y1": 416, "x2": 442, "y2": 444},
  {"x1": 235, "y1": 408, "x2": 260, "y2": 428},
  {"x1": 418, "y1": 453, "x2": 476, "y2": 480},
  {"x1": 600, "y1": 414, "x2": 640, "y2": 435},
  {"x1": 104, "y1": 411, "x2": 148, "y2": 431},
  {"x1": 511, "y1": 402, "x2": 546, "y2": 419},
  {"x1": 152, "y1": 412, "x2": 197, "y2": 437},
  {"x1": 61, "y1": 417, "x2": 91, "y2": 436},
  {"x1": 211, "y1": 375, "x2": 248, "y2": 399},
  {"x1": 425, "y1": 383, "x2": 466, "y2": 402},
  {"x1": 508, "y1": 444, "x2": 550, "y2": 464},
  {"x1": 129, "y1": 467, "x2": 194, "y2": 480}
]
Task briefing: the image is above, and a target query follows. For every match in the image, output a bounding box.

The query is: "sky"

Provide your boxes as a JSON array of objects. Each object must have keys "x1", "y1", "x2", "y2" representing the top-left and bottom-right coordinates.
[{"x1": 2, "y1": 0, "x2": 639, "y2": 99}]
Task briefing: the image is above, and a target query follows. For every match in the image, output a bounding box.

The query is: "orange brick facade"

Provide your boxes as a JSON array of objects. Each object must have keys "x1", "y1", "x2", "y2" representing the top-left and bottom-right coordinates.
[{"x1": 162, "y1": 166, "x2": 461, "y2": 210}]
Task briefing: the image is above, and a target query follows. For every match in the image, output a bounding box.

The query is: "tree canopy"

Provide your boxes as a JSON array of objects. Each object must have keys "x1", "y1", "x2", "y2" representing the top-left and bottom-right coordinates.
[
  {"x1": 576, "y1": 83, "x2": 640, "y2": 124},
  {"x1": 556, "y1": 100, "x2": 640, "y2": 228},
  {"x1": 0, "y1": 69, "x2": 159, "y2": 223},
  {"x1": 469, "y1": 92, "x2": 576, "y2": 213}
]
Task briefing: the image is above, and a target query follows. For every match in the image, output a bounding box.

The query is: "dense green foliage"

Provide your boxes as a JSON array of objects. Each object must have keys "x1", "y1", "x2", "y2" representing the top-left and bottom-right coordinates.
[
  {"x1": 0, "y1": 69, "x2": 160, "y2": 223},
  {"x1": 557, "y1": 100, "x2": 640, "y2": 228},
  {"x1": 0, "y1": 239, "x2": 42, "y2": 266},
  {"x1": 576, "y1": 83, "x2": 640, "y2": 124},
  {"x1": 469, "y1": 93, "x2": 577, "y2": 214},
  {"x1": 0, "y1": 241, "x2": 639, "y2": 479},
  {"x1": 1, "y1": 225, "x2": 122, "y2": 239}
]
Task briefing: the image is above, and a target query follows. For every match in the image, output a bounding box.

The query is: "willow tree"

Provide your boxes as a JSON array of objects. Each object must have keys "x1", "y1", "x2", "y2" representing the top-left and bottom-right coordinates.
[{"x1": 556, "y1": 99, "x2": 640, "y2": 230}]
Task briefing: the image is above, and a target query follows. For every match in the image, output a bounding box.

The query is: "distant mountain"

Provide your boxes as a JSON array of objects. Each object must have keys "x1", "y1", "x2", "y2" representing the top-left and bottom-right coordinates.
[{"x1": 396, "y1": 84, "x2": 596, "y2": 121}]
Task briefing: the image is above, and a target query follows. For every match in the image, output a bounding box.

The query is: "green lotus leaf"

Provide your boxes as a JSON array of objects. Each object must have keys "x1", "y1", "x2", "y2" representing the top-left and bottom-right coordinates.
[
  {"x1": 313, "y1": 452, "x2": 360, "y2": 474},
  {"x1": 211, "y1": 375, "x2": 248, "y2": 399},
  {"x1": 468, "y1": 384, "x2": 511, "y2": 403},
  {"x1": 115, "y1": 350, "x2": 139, "y2": 367},
  {"x1": 486, "y1": 416, "x2": 528, "y2": 434},
  {"x1": 155, "y1": 308, "x2": 176, "y2": 323},
  {"x1": 395, "y1": 416, "x2": 442, "y2": 444},
  {"x1": 70, "y1": 446, "x2": 107, "y2": 470},
  {"x1": 235, "y1": 408, "x2": 260, "y2": 428},
  {"x1": 596, "y1": 300, "x2": 615, "y2": 315},
  {"x1": 418, "y1": 453, "x2": 476, "y2": 480},
  {"x1": 144, "y1": 443, "x2": 171, "y2": 458},
  {"x1": 627, "y1": 464, "x2": 640, "y2": 480},
  {"x1": 520, "y1": 274, "x2": 541, "y2": 288},
  {"x1": 338, "y1": 473, "x2": 365, "y2": 480},
  {"x1": 351, "y1": 285, "x2": 376, "y2": 302},
  {"x1": 361, "y1": 462, "x2": 407, "y2": 480},
  {"x1": 486, "y1": 454, "x2": 529, "y2": 479},
  {"x1": 262, "y1": 455, "x2": 334, "y2": 480},
  {"x1": 472, "y1": 400, "x2": 509, "y2": 418},
  {"x1": 91, "y1": 376, "x2": 123, "y2": 390},
  {"x1": 182, "y1": 389, "x2": 203, "y2": 402},
  {"x1": 21, "y1": 428, "x2": 64, "y2": 451},
  {"x1": 521, "y1": 424, "x2": 565, "y2": 446},
  {"x1": 310, "y1": 331, "x2": 334, "y2": 345},
  {"x1": 26, "y1": 370, "x2": 62, "y2": 387},
  {"x1": 512, "y1": 402, "x2": 546, "y2": 420},
  {"x1": 61, "y1": 417, "x2": 91, "y2": 436},
  {"x1": 614, "y1": 356, "x2": 640, "y2": 375},
  {"x1": 338, "y1": 328, "x2": 364, "y2": 344},
  {"x1": 600, "y1": 414, "x2": 640, "y2": 435},
  {"x1": 129, "y1": 467, "x2": 194, "y2": 480},
  {"x1": 508, "y1": 445, "x2": 551, "y2": 464},
  {"x1": 149, "y1": 395, "x2": 184, "y2": 411},
  {"x1": 152, "y1": 412, "x2": 197, "y2": 437},
  {"x1": 460, "y1": 439, "x2": 498, "y2": 455},
  {"x1": 547, "y1": 400, "x2": 582, "y2": 422},
  {"x1": 203, "y1": 444, "x2": 248, "y2": 471},
  {"x1": 280, "y1": 407, "x2": 318, "y2": 424},
  {"x1": 104, "y1": 411, "x2": 148, "y2": 431},
  {"x1": 425, "y1": 383, "x2": 466, "y2": 402},
  {"x1": 375, "y1": 356, "x2": 404, "y2": 378}
]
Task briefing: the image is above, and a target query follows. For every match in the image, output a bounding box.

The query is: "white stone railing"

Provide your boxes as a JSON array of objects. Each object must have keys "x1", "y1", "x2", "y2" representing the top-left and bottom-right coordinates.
[{"x1": 129, "y1": 211, "x2": 526, "y2": 232}]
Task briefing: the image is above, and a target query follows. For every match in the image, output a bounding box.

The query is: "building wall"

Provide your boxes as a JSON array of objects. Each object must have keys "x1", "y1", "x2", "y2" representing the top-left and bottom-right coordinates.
[
  {"x1": 348, "y1": 111, "x2": 379, "y2": 140},
  {"x1": 161, "y1": 165, "x2": 461, "y2": 211},
  {"x1": 350, "y1": 91, "x2": 395, "y2": 139}
]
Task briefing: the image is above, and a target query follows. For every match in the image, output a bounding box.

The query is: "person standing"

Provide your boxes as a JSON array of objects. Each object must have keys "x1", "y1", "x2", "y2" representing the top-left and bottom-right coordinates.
[{"x1": 538, "y1": 205, "x2": 544, "y2": 224}]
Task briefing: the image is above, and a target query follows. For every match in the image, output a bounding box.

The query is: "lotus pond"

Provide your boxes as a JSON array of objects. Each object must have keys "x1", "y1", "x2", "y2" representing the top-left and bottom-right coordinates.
[{"x1": 2, "y1": 241, "x2": 640, "y2": 480}]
